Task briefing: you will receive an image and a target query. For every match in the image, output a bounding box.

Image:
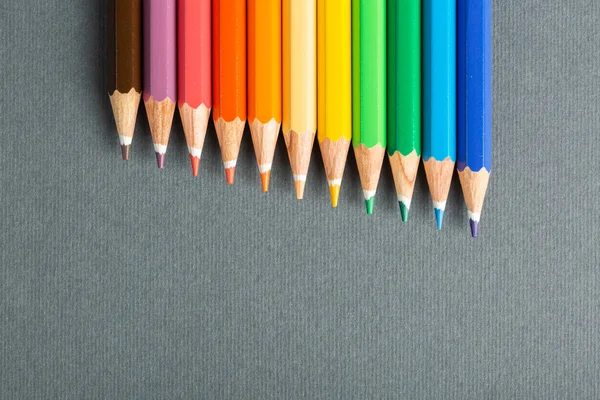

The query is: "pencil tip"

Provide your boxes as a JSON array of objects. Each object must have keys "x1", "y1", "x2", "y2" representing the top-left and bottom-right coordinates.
[
  {"x1": 260, "y1": 170, "x2": 271, "y2": 192},
  {"x1": 365, "y1": 196, "x2": 375, "y2": 215},
  {"x1": 399, "y1": 202, "x2": 409, "y2": 222},
  {"x1": 470, "y1": 219, "x2": 479, "y2": 238},
  {"x1": 294, "y1": 179, "x2": 305, "y2": 199},
  {"x1": 329, "y1": 185, "x2": 340, "y2": 208},
  {"x1": 225, "y1": 167, "x2": 236, "y2": 185},
  {"x1": 434, "y1": 208, "x2": 444, "y2": 230},
  {"x1": 155, "y1": 152, "x2": 165, "y2": 169},
  {"x1": 121, "y1": 145, "x2": 130, "y2": 161},
  {"x1": 190, "y1": 155, "x2": 200, "y2": 177}
]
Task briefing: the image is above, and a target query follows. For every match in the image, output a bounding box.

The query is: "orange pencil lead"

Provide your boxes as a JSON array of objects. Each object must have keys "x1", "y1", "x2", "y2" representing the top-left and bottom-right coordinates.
[
  {"x1": 225, "y1": 166, "x2": 236, "y2": 185},
  {"x1": 260, "y1": 171, "x2": 271, "y2": 192},
  {"x1": 190, "y1": 155, "x2": 200, "y2": 177}
]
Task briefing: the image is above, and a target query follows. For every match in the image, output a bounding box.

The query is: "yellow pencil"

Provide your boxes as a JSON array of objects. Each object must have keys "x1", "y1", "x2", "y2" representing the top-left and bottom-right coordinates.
[
  {"x1": 317, "y1": 0, "x2": 351, "y2": 207},
  {"x1": 282, "y1": 0, "x2": 317, "y2": 199}
]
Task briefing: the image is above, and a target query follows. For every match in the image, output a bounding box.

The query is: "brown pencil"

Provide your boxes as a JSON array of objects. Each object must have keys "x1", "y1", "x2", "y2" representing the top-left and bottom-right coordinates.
[{"x1": 108, "y1": 0, "x2": 141, "y2": 160}]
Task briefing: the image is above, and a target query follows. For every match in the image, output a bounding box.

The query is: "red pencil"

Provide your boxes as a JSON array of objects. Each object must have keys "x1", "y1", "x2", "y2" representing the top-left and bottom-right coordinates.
[{"x1": 178, "y1": 0, "x2": 212, "y2": 176}]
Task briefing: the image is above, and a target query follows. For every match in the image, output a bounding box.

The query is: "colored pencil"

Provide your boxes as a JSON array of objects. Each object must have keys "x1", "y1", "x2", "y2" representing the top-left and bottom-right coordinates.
[
  {"x1": 317, "y1": 0, "x2": 351, "y2": 208},
  {"x1": 178, "y1": 0, "x2": 211, "y2": 177},
  {"x1": 352, "y1": 0, "x2": 386, "y2": 215},
  {"x1": 108, "y1": 0, "x2": 141, "y2": 160},
  {"x1": 212, "y1": 0, "x2": 246, "y2": 184},
  {"x1": 457, "y1": 0, "x2": 492, "y2": 237},
  {"x1": 387, "y1": 0, "x2": 421, "y2": 222},
  {"x1": 423, "y1": 0, "x2": 456, "y2": 229},
  {"x1": 248, "y1": 0, "x2": 282, "y2": 192},
  {"x1": 282, "y1": 0, "x2": 317, "y2": 199},
  {"x1": 143, "y1": 0, "x2": 177, "y2": 168}
]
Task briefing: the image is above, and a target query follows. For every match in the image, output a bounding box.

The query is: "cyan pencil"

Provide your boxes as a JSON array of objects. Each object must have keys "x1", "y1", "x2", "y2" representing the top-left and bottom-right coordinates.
[{"x1": 423, "y1": 0, "x2": 456, "y2": 229}]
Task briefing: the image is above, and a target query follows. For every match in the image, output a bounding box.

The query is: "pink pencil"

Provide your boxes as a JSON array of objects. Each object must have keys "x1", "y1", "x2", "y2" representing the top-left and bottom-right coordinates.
[
  {"x1": 144, "y1": 0, "x2": 177, "y2": 168},
  {"x1": 178, "y1": 0, "x2": 212, "y2": 176}
]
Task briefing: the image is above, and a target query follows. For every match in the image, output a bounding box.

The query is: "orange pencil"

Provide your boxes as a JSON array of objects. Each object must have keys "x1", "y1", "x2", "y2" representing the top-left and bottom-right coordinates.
[
  {"x1": 212, "y1": 0, "x2": 246, "y2": 184},
  {"x1": 248, "y1": 0, "x2": 282, "y2": 192}
]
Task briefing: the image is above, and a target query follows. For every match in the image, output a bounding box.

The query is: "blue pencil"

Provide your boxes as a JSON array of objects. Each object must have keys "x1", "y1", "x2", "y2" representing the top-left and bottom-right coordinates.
[
  {"x1": 457, "y1": 0, "x2": 492, "y2": 237},
  {"x1": 422, "y1": 0, "x2": 456, "y2": 230}
]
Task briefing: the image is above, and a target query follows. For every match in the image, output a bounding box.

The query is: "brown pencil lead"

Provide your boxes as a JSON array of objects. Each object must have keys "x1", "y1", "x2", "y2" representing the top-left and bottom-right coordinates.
[{"x1": 121, "y1": 144, "x2": 130, "y2": 161}]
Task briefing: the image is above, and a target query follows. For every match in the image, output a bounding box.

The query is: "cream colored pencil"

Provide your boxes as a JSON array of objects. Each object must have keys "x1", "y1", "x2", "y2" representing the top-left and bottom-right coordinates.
[{"x1": 282, "y1": 0, "x2": 317, "y2": 199}]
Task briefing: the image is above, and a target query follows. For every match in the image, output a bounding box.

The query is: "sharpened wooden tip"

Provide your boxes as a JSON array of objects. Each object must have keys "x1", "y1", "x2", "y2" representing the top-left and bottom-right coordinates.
[
  {"x1": 423, "y1": 157, "x2": 455, "y2": 204},
  {"x1": 389, "y1": 150, "x2": 420, "y2": 213},
  {"x1": 354, "y1": 143, "x2": 385, "y2": 192},
  {"x1": 214, "y1": 117, "x2": 246, "y2": 171},
  {"x1": 283, "y1": 130, "x2": 316, "y2": 192}
]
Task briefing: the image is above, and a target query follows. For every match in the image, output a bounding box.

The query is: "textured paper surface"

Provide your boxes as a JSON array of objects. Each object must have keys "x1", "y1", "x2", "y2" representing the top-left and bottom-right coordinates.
[{"x1": 1, "y1": 1, "x2": 599, "y2": 398}]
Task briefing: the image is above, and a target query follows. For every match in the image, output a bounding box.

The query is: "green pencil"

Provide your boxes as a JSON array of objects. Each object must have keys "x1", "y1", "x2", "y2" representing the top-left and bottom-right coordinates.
[
  {"x1": 352, "y1": 0, "x2": 386, "y2": 215},
  {"x1": 386, "y1": 0, "x2": 421, "y2": 222}
]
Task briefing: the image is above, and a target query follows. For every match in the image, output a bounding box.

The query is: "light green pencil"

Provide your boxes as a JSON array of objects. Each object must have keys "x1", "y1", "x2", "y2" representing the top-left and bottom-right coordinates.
[
  {"x1": 387, "y1": 0, "x2": 421, "y2": 222},
  {"x1": 352, "y1": 0, "x2": 386, "y2": 215}
]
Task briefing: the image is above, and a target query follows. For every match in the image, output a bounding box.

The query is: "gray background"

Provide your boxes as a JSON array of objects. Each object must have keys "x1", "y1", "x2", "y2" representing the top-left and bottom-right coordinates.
[{"x1": 1, "y1": 0, "x2": 599, "y2": 398}]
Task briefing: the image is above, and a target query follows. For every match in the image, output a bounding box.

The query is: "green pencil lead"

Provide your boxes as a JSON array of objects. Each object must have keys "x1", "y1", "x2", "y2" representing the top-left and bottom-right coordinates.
[
  {"x1": 399, "y1": 201, "x2": 409, "y2": 222},
  {"x1": 365, "y1": 196, "x2": 375, "y2": 215}
]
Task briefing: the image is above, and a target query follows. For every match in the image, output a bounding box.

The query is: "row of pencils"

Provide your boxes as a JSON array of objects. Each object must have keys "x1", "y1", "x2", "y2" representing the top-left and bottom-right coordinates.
[{"x1": 108, "y1": 0, "x2": 491, "y2": 237}]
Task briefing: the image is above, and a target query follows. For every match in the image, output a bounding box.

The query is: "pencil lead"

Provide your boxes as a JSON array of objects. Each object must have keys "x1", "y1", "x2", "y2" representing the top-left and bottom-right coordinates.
[
  {"x1": 399, "y1": 201, "x2": 409, "y2": 222},
  {"x1": 190, "y1": 155, "x2": 200, "y2": 177},
  {"x1": 294, "y1": 179, "x2": 306, "y2": 200},
  {"x1": 434, "y1": 208, "x2": 444, "y2": 230},
  {"x1": 365, "y1": 196, "x2": 375, "y2": 215},
  {"x1": 260, "y1": 171, "x2": 271, "y2": 192},
  {"x1": 121, "y1": 145, "x2": 130, "y2": 161},
  {"x1": 470, "y1": 219, "x2": 479, "y2": 238},
  {"x1": 329, "y1": 184, "x2": 340, "y2": 208},
  {"x1": 225, "y1": 166, "x2": 236, "y2": 185},
  {"x1": 155, "y1": 152, "x2": 165, "y2": 169}
]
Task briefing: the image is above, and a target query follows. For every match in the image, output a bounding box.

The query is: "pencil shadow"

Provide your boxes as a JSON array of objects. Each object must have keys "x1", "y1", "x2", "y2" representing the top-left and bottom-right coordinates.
[
  {"x1": 341, "y1": 145, "x2": 363, "y2": 211},
  {"x1": 272, "y1": 128, "x2": 293, "y2": 195},
  {"x1": 378, "y1": 154, "x2": 398, "y2": 215},
  {"x1": 96, "y1": 0, "x2": 115, "y2": 153},
  {"x1": 305, "y1": 138, "x2": 326, "y2": 204}
]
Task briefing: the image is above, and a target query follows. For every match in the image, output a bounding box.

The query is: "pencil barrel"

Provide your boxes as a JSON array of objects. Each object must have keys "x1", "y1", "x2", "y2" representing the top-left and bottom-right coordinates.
[
  {"x1": 248, "y1": 0, "x2": 282, "y2": 124},
  {"x1": 351, "y1": 0, "x2": 386, "y2": 149},
  {"x1": 457, "y1": 0, "x2": 492, "y2": 172},
  {"x1": 143, "y1": 0, "x2": 177, "y2": 102},
  {"x1": 422, "y1": 0, "x2": 456, "y2": 162},
  {"x1": 108, "y1": 0, "x2": 142, "y2": 94},
  {"x1": 212, "y1": 0, "x2": 247, "y2": 122},
  {"x1": 386, "y1": 0, "x2": 421, "y2": 157},
  {"x1": 177, "y1": 0, "x2": 211, "y2": 109}
]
